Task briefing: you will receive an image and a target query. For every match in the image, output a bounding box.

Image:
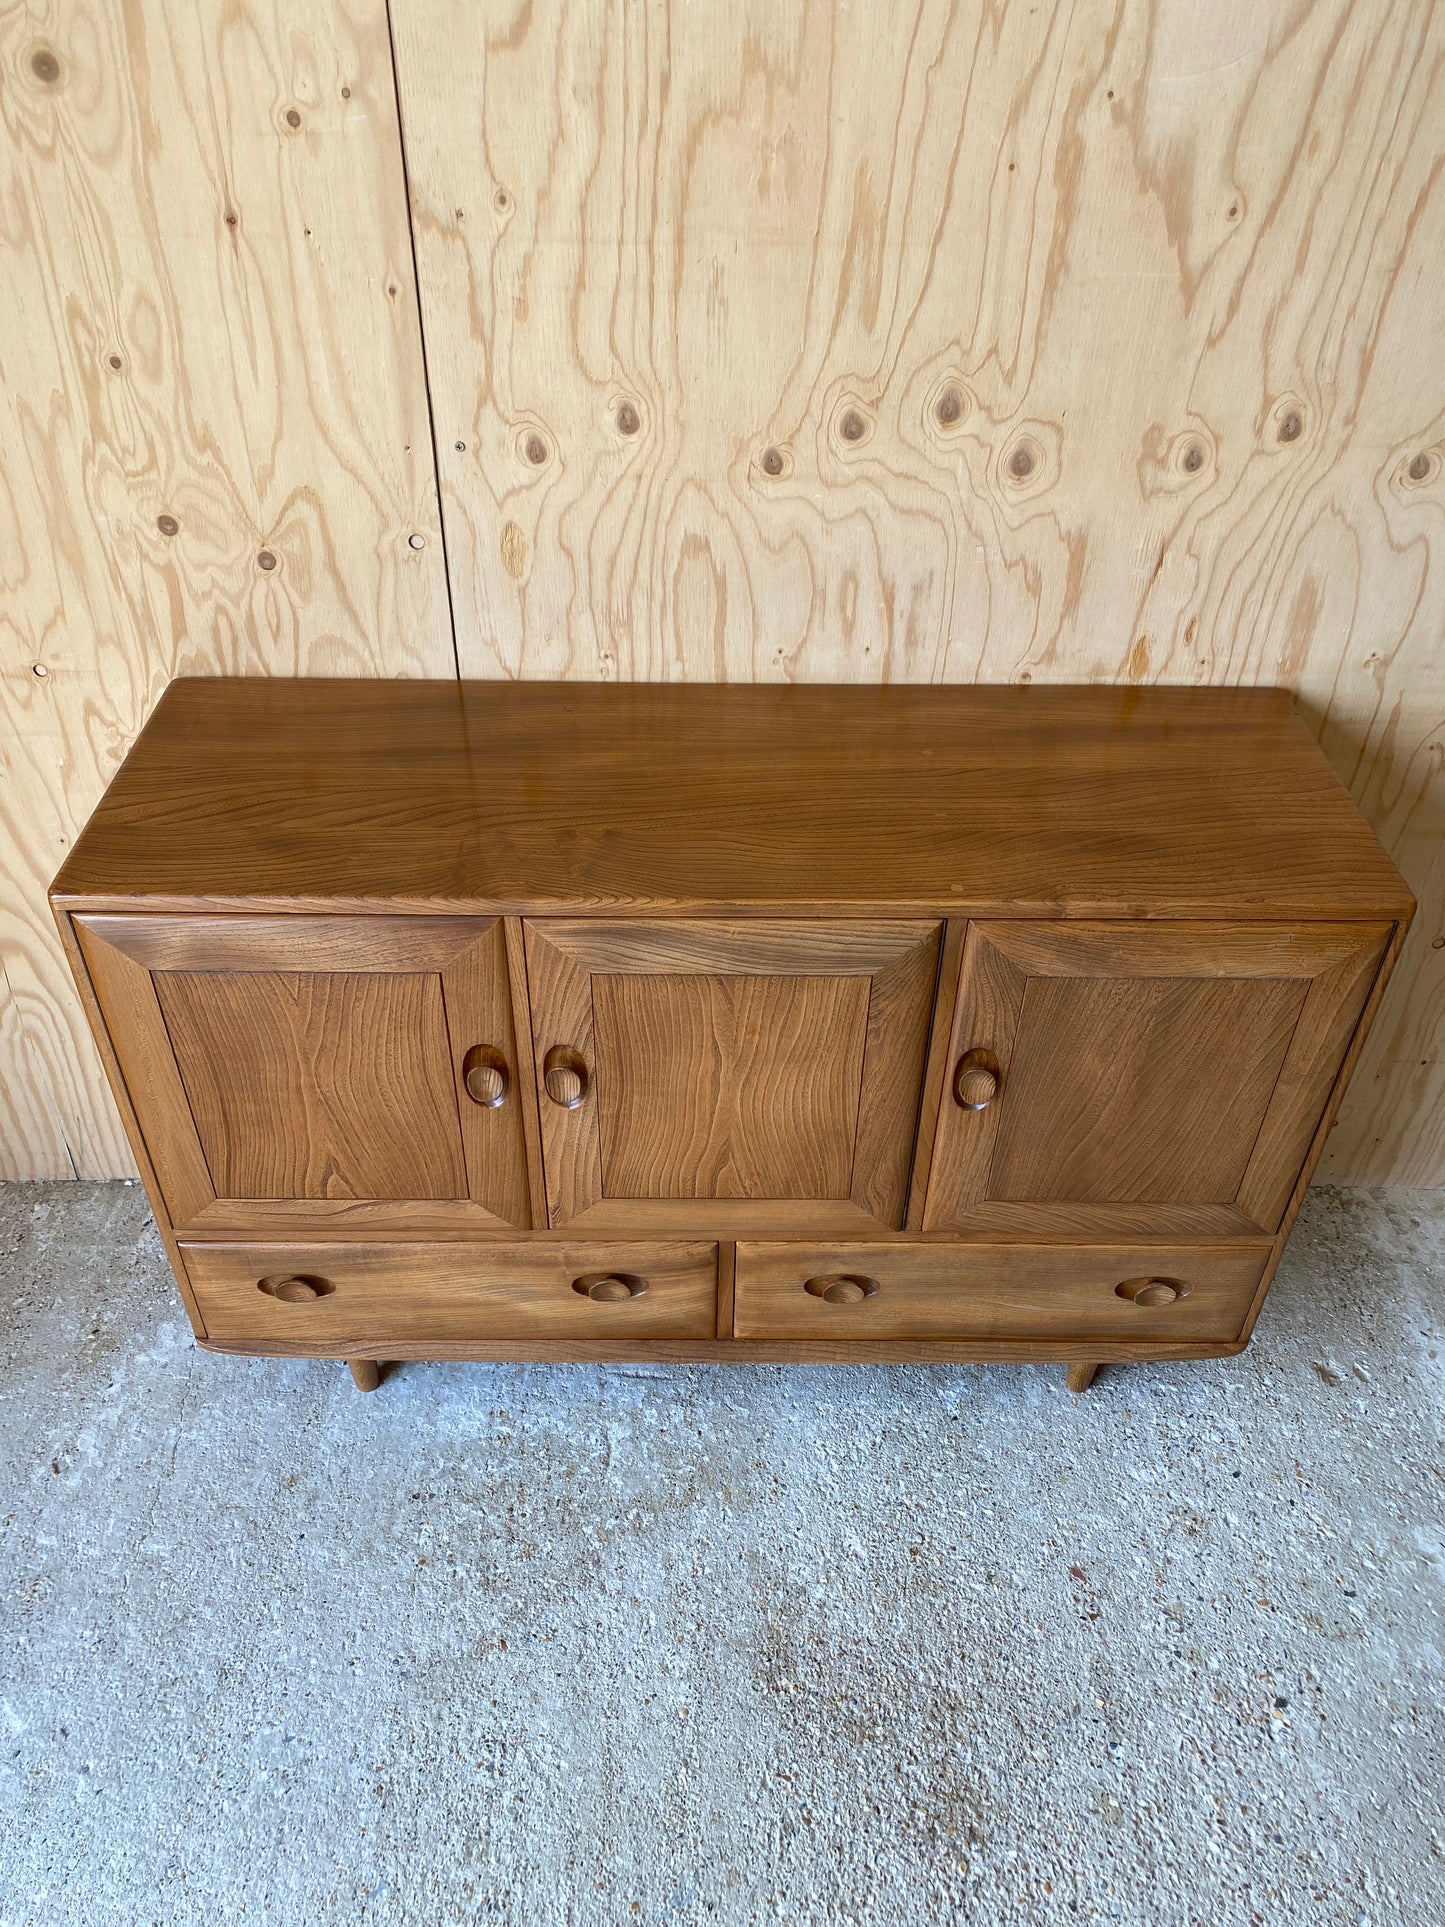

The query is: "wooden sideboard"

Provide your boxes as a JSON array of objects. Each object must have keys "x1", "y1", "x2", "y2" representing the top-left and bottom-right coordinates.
[{"x1": 52, "y1": 680, "x2": 1413, "y2": 1396}]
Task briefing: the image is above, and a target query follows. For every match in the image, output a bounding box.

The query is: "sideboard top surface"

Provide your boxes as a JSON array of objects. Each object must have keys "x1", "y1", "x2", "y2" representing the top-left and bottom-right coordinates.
[{"x1": 52, "y1": 679, "x2": 1412, "y2": 919}]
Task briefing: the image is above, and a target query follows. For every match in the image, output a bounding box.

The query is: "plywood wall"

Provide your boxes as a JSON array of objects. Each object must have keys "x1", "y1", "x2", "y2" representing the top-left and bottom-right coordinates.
[
  {"x1": 0, "y1": 0, "x2": 453, "y2": 1177},
  {"x1": 2, "y1": 0, "x2": 1442, "y2": 1183}
]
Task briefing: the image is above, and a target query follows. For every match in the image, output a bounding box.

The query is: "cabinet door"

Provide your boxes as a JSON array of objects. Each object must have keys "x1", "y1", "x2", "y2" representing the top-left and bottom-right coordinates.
[
  {"x1": 75, "y1": 915, "x2": 531, "y2": 1231},
  {"x1": 921, "y1": 921, "x2": 1389, "y2": 1236},
  {"x1": 523, "y1": 919, "x2": 941, "y2": 1229}
]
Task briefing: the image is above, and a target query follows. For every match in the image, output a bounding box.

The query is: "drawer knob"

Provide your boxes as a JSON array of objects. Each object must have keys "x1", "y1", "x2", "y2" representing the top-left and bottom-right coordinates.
[
  {"x1": 259, "y1": 1273, "x2": 335, "y2": 1303},
  {"x1": 953, "y1": 1050, "x2": 1000, "y2": 1110},
  {"x1": 804, "y1": 1273, "x2": 881, "y2": 1305},
  {"x1": 543, "y1": 1045, "x2": 589, "y2": 1109},
  {"x1": 1115, "y1": 1276, "x2": 1190, "y2": 1308},
  {"x1": 573, "y1": 1271, "x2": 648, "y2": 1302},
  {"x1": 462, "y1": 1044, "x2": 509, "y2": 1108}
]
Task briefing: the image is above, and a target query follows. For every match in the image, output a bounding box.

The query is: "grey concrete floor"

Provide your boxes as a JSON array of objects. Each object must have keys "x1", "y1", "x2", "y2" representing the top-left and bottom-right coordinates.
[{"x1": 0, "y1": 1184, "x2": 1441, "y2": 1927}]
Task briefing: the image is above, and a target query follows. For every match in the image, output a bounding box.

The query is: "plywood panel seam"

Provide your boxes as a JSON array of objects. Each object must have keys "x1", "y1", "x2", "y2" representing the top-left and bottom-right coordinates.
[{"x1": 382, "y1": 0, "x2": 461, "y2": 681}]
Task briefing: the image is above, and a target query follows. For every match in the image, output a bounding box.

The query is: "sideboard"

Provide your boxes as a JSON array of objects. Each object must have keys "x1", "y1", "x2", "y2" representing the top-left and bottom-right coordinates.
[{"x1": 51, "y1": 680, "x2": 1413, "y2": 1395}]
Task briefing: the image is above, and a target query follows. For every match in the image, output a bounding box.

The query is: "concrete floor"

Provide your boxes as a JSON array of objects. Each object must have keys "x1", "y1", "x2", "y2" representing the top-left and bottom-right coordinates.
[{"x1": 0, "y1": 1185, "x2": 1441, "y2": 1926}]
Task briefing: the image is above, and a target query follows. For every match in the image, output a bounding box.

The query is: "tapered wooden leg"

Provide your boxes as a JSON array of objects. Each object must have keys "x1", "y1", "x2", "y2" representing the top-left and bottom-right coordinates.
[
  {"x1": 1066, "y1": 1362, "x2": 1100, "y2": 1394},
  {"x1": 347, "y1": 1358, "x2": 382, "y2": 1393}
]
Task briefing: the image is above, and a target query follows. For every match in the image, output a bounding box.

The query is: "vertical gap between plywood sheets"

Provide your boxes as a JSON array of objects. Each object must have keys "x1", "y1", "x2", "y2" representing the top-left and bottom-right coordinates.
[{"x1": 383, "y1": 0, "x2": 461, "y2": 682}]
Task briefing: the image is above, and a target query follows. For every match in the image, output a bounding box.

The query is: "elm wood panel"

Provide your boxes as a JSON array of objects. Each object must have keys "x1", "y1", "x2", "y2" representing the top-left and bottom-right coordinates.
[
  {"x1": 732, "y1": 1244, "x2": 1270, "y2": 1344},
  {"x1": 526, "y1": 917, "x2": 941, "y2": 1228},
  {"x1": 989, "y1": 975, "x2": 1308, "y2": 1205},
  {"x1": 73, "y1": 916, "x2": 492, "y2": 973},
  {"x1": 200, "y1": 1337, "x2": 1248, "y2": 1366},
  {"x1": 963, "y1": 921, "x2": 1388, "y2": 980},
  {"x1": 716, "y1": 1242, "x2": 737, "y2": 1340},
  {"x1": 73, "y1": 921, "x2": 215, "y2": 1227},
  {"x1": 503, "y1": 917, "x2": 548, "y2": 1228},
  {"x1": 523, "y1": 922, "x2": 603, "y2": 1224},
  {"x1": 155, "y1": 970, "x2": 467, "y2": 1201},
  {"x1": 532, "y1": 920, "x2": 941, "y2": 976},
  {"x1": 1235, "y1": 931, "x2": 1390, "y2": 1231},
  {"x1": 172, "y1": 1197, "x2": 1268, "y2": 1242},
  {"x1": 852, "y1": 923, "x2": 944, "y2": 1225},
  {"x1": 51, "y1": 682, "x2": 1414, "y2": 922},
  {"x1": 1239, "y1": 916, "x2": 1410, "y2": 1344},
  {"x1": 920, "y1": 925, "x2": 1027, "y2": 1227},
  {"x1": 181, "y1": 1241, "x2": 720, "y2": 1345},
  {"x1": 52, "y1": 909, "x2": 208, "y2": 1338},
  {"x1": 438, "y1": 918, "x2": 533, "y2": 1227},
  {"x1": 74, "y1": 912, "x2": 531, "y2": 1227},
  {"x1": 922, "y1": 920, "x2": 1394, "y2": 1233},
  {"x1": 905, "y1": 917, "x2": 967, "y2": 1231},
  {"x1": 592, "y1": 973, "x2": 870, "y2": 1200}
]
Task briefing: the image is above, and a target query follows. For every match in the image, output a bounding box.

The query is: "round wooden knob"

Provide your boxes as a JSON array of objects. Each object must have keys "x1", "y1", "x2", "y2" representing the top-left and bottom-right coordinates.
[
  {"x1": 462, "y1": 1043, "x2": 509, "y2": 1108},
  {"x1": 804, "y1": 1273, "x2": 881, "y2": 1305},
  {"x1": 1115, "y1": 1276, "x2": 1189, "y2": 1307},
  {"x1": 572, "y1": 1271, "x2": 648, "y2": 1301},
  {"x1": 543, "y1": 1045, "x2": 589, "y2": 1109},
  {"x1": 259, "y1": 1273, "x2": 333, "y2": 1303},
  {"x1": 953, "y1": 1051, "x2": 1000, "y2": 1110}
]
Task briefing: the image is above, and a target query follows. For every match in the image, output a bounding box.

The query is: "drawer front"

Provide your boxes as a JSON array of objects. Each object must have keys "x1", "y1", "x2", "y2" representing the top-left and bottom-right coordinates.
[
  {"x1": 733, "y1": 1243, "x2": 1270, "y2": 1342},
  {"x1": 182, "y1": 1241, "x2": 718, "y2": 1346}
]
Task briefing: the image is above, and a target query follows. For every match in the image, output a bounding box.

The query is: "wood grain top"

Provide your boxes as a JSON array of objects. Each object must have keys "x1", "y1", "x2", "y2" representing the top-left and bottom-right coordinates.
[{"x1": 51, "y1": 679, "x2": 1412, "y2": 919}]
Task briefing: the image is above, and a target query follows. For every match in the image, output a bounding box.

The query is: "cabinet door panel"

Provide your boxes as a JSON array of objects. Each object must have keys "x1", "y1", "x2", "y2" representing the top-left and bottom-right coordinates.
[
  {"x1": 923, "y1": 921, "x2": 1389, "y2": 1235},
  {"x1": 75, "y1": 915, "x2": 530, "y2": 1230},
  {"x1": 525, "y1": 919, "x2": 941, "y2": 1229},
  {"x1": 988, "y1": 974, "x2": 1308, "y2": 1204},
  {"x1": 593, "y1": 972, "x2": 870, "y2": 1199},
  {"x1": 156, "y1": 970, "x2": 466, "y2": 1201}
]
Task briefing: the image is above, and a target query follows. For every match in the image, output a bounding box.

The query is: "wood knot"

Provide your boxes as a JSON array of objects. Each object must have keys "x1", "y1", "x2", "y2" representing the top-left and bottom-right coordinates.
[
  {"x1": 156, "y1": 514, "x2": 179, "y2": 537},
  {"x1": 30, "y1": 46, "x2": 61, "y2": 85},
  {"x1": 615, "y1": 400, "x2": 640, "y2": 437},
  {"x1": 1275, "y1": 406, "x2": 1304, "y2": 445},
  {"x1": 1405, "y1": 450, "x2": 1435, "y2": 485},
  {"x1": 1181, "y1": 441, "x2": 1204, "y2": 473},
  {"x1": 760, "y1": 446, "x2": 785, "y2": 477},
  {"x1": 285, "y1": 108, "x2": 301, "y2": 129},
  {"x1": 935, "y1": 385, "x2": 963, "y2": 427},
  {"x1": 838, "y1": 408, "x2": 868, "y2": 444},
  {"x1": 257, "y1": 549, "x2": 278, "y2": 571},
  {"x1": 524, "y1": 432, "x2": 548, "y2": 466}
]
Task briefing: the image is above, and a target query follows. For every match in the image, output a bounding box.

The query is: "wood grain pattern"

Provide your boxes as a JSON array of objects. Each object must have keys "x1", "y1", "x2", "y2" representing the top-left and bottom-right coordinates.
[
  {"x1": 199, "y1": 1332, "x2": 1251, "y2": 1366},
  {"x1": 76, "y1": 910, "x2": 530, "y2": 1228},
  {"x1": 156, "y1": 969, "x2": 466, "y2": 1201},
  {"x1": 988, "y1": 975, "x2": 1307, "y2": 1203},
  {"x1": 73, "y1": 919, "x2": 215, "y2": 1224},
  {"x1": 592, "y1": 972, "x2": 869, "y2": 1200},
  {"x1": 53, "y1": 681, "x2": 1411, "y2": 920},
  {"x1": 733, "y1": 1242, "x2": 1271, "y2": 1343},
  {"x1": 923, "y1": 919, "x2": 1392, "y2": 1233},
  {"x1": 389, "y1": 0, "x2": 1445, "y2": 1185},
  {"x1": 182, "y1": 1239, "x2": 720, "y2": 1344},
  {"x1": 523, "y1": 914, "x2": 942, "y2": 1228},
  {"x1": 0, "y1": 0, "x2": 452, "y2": 1177},
  {"x1": 1239, "y1": 915, "x2": 1410, "y2": 1342}
]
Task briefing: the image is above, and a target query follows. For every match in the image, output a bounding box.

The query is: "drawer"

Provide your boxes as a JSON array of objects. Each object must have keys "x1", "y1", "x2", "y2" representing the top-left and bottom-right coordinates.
[
  {"x1": 733, "y1": 1243, "x2": 1270, "y2": 1342},
  {"x1": 182, "y1": 1241, "x2": 718, "y2": 1347}
]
